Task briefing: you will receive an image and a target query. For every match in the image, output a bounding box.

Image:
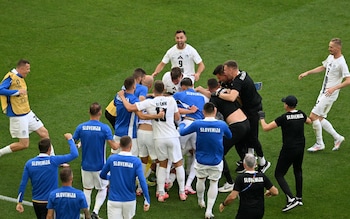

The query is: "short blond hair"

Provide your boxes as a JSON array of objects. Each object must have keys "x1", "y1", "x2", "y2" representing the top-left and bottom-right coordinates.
[{"x1": 331, "y1": 38, "x2": 342, "y2": 47}]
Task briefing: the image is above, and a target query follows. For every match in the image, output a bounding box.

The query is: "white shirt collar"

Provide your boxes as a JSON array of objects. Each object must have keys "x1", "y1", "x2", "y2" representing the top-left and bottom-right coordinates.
[
  {"x1": 11, "y1": 69, "x2": 18, "y2": 74},
  {"x1": 245, "y1": 170, "x2": 256, "y2": 174},
  {"x1": 38, "y1": 153, "x2": 50, "y2": 157},
  {"x1": 119, "y1": 151, "x2": 132, "y2": 156},
  {"x1": 203, "y1": 117, "x2": 216, "y2": 121}
]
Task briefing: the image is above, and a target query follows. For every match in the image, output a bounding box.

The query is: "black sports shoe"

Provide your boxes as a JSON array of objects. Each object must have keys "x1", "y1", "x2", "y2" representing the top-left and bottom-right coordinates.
[
  {"x1": 235, "y1": 162, "x2": 245, "y2": 173},
  {"x1": 91, "y1": 212, "x2": 100, "y2": 219},
  {"x1": 296, "y1": 197, "x2": 303, "y2": 206},
  {"x1": 282, "y1": 199, "x2": 299, "y2": 212}
]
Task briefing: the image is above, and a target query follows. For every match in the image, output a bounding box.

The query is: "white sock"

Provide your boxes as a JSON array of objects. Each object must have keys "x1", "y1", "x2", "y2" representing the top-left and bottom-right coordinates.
[
  {"x1": 175, "y1": 165, "x2": 186, "y2": 194},
  {"x1": 157, "y1": 167, "x2": 167, "y2": 195},
  {"x1": 0, "y1": 145, "x2": 12, "y2": 157},
  {"x1": 196, "y1": 178, "x2": 205, "y2": 204},
  {"x1": 93, "y1": 188, "x2": 107, "y2": 214},
  {"x1": 186, "y1": 154, "x2": 193, "y2": 174},
  {"x1": 206, "y1": 180, "x2": 218, "y2": 216},
  {"x1": 321, "y1": 119, "x2": 340, "y2": 140},
  {"x1": 83, "y1": 189, "x2": 92, "y2": 210},
  {"x1": 185, "y1": 160, "x2": 196, "y2": 188},
  {"x1": 258, "y1": 157, "x2": 266, "y2": 166},
  {"x1": 247, "y1": 148, "x2": 254, "y2": 154},
  {"x1": 287, "y1": 195, "x2": 294, "y2": 202},
  {"x1": 50, "y1": 144, "x2": 55, "y2": 156},
  {"x1": 312, "y1": 120, "x2": 324, "y2": 145},
  {"x1": 169, "y1": 173, "x2": 176, "y2": 183},
  {"x1": 142, "y1": 163, "x2": 147, "y2": 177},
  {"x1": 155, "y1": 163, "x2": 159, "y2": 177},
  {"x1": 145, "y1": 165, "x2": 152, "y2": 178},
  {"x1": 166, "y1": 160, "x2": 172, "y2": 182}
]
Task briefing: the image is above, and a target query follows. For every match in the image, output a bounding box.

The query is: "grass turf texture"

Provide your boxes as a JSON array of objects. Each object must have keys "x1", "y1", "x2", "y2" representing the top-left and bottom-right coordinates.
[{"x1": 1, "y1": 0, "x2": 350, "y2": 218}]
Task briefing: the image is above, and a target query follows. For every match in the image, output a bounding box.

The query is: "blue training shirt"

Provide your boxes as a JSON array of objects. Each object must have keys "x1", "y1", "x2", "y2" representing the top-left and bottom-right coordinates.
[
  {"x1": 73, "y1": 120, "x2": 114, "y2": 171},
  {"x1": 100, "y1": 151, "x2": 150, "y2": 205},
  {"x1": 114, "y1": 92, "x2": 139, "y2": 138},
  {"x1": 17, "y1": 139, "x2": 78, "y2": 202},
  {"x1": 135, "y1": 83, "x2": 148, "y2": 98},
  {"x1": 179, "y1": 117, "x2": 232, "y2": 165},
  {"x1": 173, "y1": 88, "x2": 205, "y2": 120},
  {"x1": 47, "y1": 186, "x2": 88, "y2": 219}
]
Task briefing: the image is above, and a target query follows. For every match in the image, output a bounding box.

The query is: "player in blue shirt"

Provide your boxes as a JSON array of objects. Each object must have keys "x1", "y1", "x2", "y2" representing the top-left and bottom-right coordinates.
[
  {"x1": 100, "y1": 136, "x2": 150, "y2": 219},
  {"x1": 113, "y1": 76, "x2": 162, "y2": 156},
  {"x1": 16, "y1": 133, "x2": 79, "y2": 219},
  {"x1": 73, "y1": 102, "x2": 119, "y2": 219},
  {"x1": 0, "y1": 59, "x2": 55, "y2": 157},
  {"x1": 105, "y1": 68, "x2": 148, "y2": 129},
  {"x1": 173, "y1": 77, "x2": 206, "y2": 194},
  {"x1": 179, "y1": 102, "x2": 232, "y2": 219},
  {"x1": 47, "y1": 167, "x2": 90, "y2": 219}
]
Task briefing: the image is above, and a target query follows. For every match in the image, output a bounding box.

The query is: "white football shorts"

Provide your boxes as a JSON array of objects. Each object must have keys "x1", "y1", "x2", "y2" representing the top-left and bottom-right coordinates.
[
  {"x1": 112, "y1": 135, "x2": 138, "y2": 156},
  {"x1": 179, "y1": 119, "x2": 196, "y2": 151},
  {"x1": 137, "y1": 129, "x2": 157, "y2": 160},
  {"x1": 107, "y1": 200, "x2": 136, "y2": 219},
  {"x1": 311, "y1": 92, "x2": 338, "y2": 118},
  {"x1": 81, "y1": 169, "x2": 108, "y2": 190},
  {"x1": 10, "y1": 111, "x2": 44, "y2": 138},
  {"x1": 194, "y1": 159, "x2": 223, "y2": 181},
  {"x1": 154, "y1": 137, "x2": 183, "y2": 163}
]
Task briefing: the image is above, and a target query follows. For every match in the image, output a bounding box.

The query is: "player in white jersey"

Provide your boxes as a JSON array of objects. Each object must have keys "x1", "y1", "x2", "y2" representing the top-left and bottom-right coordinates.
[
  {"x1": 136, "y1": 75, "x2": 157, "y2": 194},
  {"x1": 299, "y1": 38, "x2": 350, "y2": 151},
  {"x1": 117, "y1": 80, "x2": 187, "y2": 202},
  {"x1": 152, "y1": 30, "x2": 205, "y2": 83},
  {"x1": 162, "y1": 67, "x2": 183, "y2": 95}
]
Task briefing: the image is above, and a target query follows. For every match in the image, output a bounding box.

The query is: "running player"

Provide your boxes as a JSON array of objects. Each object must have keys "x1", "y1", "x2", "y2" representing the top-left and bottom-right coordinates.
[
  {"x1": 152, "y1": 29, "x2": 205, "y2": 82},
  {"x1": 299, "y1": 38, "x2": 350, "y2": 151},
  {"x1": 0, "y1": 59, "x2": 55, "y2": 157}
]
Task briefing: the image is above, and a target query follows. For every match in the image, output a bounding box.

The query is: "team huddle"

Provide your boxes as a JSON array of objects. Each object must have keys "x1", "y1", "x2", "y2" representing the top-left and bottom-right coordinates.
[{"x1": 0, "y1": 30, "x2": 349, "y2": 219}]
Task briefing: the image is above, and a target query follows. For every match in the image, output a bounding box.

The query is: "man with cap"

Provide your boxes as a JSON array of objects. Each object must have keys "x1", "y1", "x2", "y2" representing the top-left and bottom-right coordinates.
[{"x1": 258, "y1": 95, "x2": 312, "y2": 212}]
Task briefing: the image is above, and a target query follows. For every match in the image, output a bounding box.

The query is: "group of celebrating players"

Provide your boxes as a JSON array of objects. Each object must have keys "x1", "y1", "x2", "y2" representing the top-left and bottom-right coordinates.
[{"x1": 1, "y1": 29, "x2": 349, "y2": 219}]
